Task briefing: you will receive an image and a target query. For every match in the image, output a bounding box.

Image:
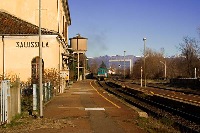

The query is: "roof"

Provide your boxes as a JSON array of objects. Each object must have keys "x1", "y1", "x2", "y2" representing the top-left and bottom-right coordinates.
[
  {"x1": 69, "y1": 34, "x2": 88, "y2": 40},
  {"x1": 0, "y1": 10, "x2": 57, "y2": 35},
  {"x1": 64, "y1": 0, "x2": 71, "y2": 25}
]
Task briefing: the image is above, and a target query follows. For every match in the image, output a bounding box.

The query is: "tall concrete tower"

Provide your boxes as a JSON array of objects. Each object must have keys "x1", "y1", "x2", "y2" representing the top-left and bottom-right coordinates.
[{"x1": 69, "y1": 34, "x2": 88, "y2": 81}]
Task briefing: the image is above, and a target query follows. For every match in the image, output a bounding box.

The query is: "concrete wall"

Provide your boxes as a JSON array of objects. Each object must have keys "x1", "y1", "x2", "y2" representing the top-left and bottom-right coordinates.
[{"x1": 9, "y1": 79, "x2": 21, "y2": 121}]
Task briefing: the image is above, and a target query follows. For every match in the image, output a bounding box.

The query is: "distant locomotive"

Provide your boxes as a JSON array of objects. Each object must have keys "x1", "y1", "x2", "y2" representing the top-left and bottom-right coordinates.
[
  {"x1": 97, "y1": 67, "x2": 108, "y2": 80},
  {"x1": 97, "y1": 61, "x2": 108, "y2": 81}
]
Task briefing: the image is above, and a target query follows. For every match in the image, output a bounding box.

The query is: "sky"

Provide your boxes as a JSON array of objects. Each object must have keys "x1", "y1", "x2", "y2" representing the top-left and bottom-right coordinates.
[{"x1": 68, "y1": 0, "x2": 200, "y2": 57}]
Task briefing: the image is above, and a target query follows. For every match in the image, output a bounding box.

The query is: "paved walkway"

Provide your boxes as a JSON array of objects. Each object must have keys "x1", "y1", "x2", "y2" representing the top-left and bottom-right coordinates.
[{"x1": 31, "y1": 80, "x2": 145, "y2": 133}]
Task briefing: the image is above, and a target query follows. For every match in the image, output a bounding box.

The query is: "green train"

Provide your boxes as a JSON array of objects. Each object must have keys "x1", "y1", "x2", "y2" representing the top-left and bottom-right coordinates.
[{"x1": 97, "y1": 61, "x2": 108, "y2": 81}]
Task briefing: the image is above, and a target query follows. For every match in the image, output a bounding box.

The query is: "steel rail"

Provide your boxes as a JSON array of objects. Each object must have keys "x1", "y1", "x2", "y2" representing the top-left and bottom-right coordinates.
[{"x1": 98, "y1": 80, "x2": 200, "y2": 133}]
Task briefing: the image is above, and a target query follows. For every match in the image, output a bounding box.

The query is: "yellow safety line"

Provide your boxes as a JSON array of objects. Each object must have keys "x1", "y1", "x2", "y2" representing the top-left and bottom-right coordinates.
[{"x1": 90, "y1": 81, "x2": 121, "y2": 109}]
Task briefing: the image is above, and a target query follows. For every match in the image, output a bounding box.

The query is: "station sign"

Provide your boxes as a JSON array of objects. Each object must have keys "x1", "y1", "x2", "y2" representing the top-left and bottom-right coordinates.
[{"x1": 16, "y1": 41, "x2": 49, "y2": 48}]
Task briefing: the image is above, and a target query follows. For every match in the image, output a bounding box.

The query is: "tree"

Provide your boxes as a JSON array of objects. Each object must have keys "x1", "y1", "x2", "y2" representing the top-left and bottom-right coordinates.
[
  {"x1": 132, "y1": 59, "x2": 142, "y2": 79},
  {"x1": 99, "y1": 61, "x2": 107, "y2": 68},
  {"x1": 44, "y1": 68, "x2": 59, "y2": 87},
  {"x1": 132, "y1": 48, "x2": 165, "y2": 79},
  {"x1": 145, "y1": 48, "x2": 165, "y2": 79},
  {"x1": 90, "y1": 60, "x2": 98, "y2": 74},
  {"x1": 167, "y1": 56, "x2": 186, "y2": 78},
  {"x1": 179, "y1": 36, "x2": 200, "y2": 77}
]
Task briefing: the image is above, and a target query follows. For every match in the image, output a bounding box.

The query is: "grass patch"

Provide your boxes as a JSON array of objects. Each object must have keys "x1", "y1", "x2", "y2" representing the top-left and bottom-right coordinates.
[
  {"x1": 136, "y1": 116, "x2": 180, "y2": 133},
  {"x1": 0, "y1": 112, "x2": 31, "y2": 129},
  {"x1": 2, "y1": 114, "x2": 24, "y2": 128},
  {"x1": 137, "y1": 92, "x2": 148, "y2": 98},
  {"x1": 160, "y1": 117, "x2": 174, "y2": 127}
]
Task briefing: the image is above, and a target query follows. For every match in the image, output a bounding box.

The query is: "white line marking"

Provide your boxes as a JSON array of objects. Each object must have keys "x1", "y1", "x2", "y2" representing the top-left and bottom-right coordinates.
[
  {"x1": 85, "y1": 108, "x2": 105, "y2": 111},
  {"x1": 91, "y1": 81, "x2": 121, "y2": 108},
  {"x1": 72, "y1": 92, "x2": 93, "y2": 95}
]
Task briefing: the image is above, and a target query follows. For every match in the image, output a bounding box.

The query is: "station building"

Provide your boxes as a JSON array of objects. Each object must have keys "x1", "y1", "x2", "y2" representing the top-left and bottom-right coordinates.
[{"x1": 0, "y1": 0, "x2": 71, "y2": 91}]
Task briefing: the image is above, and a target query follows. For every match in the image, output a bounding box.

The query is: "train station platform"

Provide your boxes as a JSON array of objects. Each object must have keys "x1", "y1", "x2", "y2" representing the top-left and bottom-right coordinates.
[{"x1": 33, "y1": 79, "x2": 145, "y2": 133}]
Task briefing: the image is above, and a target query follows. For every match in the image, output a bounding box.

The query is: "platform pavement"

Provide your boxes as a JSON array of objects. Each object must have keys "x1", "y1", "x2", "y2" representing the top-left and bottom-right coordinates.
[{"x1": 32, "y1": 79, "x2": 145, "y2": 133}]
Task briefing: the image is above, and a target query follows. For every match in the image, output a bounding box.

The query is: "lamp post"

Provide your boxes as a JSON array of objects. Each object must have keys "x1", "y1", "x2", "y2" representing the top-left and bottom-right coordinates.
[
  {"x1": 160, "y1": 61, "x2": 166, "y2": 80},
  {"x1": 143, "y1": 38, "x2": 146, "y2": 88},
  {"x1": 124, "y1": 51, "x2": 126, "y2": 79}
]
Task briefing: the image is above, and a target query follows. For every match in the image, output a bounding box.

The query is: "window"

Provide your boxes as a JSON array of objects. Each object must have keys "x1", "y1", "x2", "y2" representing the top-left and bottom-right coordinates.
[{"x1": 31, "y1": 57, "x2": 44, "y2": 84}]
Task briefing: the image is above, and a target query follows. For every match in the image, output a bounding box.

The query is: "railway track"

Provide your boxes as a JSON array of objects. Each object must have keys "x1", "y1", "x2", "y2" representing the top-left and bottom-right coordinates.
[
  {"x1": 97, "y1": 80, "x2": 200, "y2": 133},
  {"x1": 114, "y1": 79, "x2": 200, "y2": 107}
]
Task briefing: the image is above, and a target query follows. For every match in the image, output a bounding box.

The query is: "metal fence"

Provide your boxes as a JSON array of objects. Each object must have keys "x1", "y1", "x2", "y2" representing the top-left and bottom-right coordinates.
[
  {"x1": 32, "y1": 82, "x2": 53, "y2": 112},
  {"x1": 0, "y1": 79, "x2": 54, "y2": 124},
  {"x1": 21, "y1": 82, "x2": 54, "y2": 115},
  {"x1": 0, "y1": 79, "x2": 21, "y2": 124}
]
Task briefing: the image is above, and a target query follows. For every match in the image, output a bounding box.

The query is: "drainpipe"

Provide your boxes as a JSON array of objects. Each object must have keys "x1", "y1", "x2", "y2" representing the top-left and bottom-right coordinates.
[{"x1": 2, "y1": 36, "x2": 5, "y2": 80}]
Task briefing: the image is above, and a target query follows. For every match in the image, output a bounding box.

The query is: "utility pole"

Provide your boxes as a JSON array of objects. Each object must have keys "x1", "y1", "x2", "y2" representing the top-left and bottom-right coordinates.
[
  {"x1": 143, "y1": 38, "x2": 146, "y2": 88},
  {"x1": 39, "y1": 0, "x2": 43, "y2": 118}
]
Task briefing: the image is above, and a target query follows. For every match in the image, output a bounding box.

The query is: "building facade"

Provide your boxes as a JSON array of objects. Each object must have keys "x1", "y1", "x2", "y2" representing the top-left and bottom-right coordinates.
[
  {"x1": 0, "y1": 0, "x2": 71, "y2": 39},
  {"x1": 0, "y1": 0, "x2": 71, "y2": 91}
]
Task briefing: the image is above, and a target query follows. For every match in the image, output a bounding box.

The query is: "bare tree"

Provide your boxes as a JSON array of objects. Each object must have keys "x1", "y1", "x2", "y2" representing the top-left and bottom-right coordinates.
[
  {"x1": 132, "y1": 59, "x2": 142, "y2": 79},
  {"x1": 179, "y1": 36, "x2": 200, "y2": 77},
  {"x1": 145, "y1": 48, "x2": 165, "y2": 79},
  {"x1": 90, "y1": 60, "x2": 98, "y2": 74},
  {"x1": 167, "y1": 56, "x2": 186, "y2": 78},
  {"x1": 44, "y1": 68, "x2": 59, "y2": 87},
  {"x1": 132, "y1": 48, "x2": 165, "y2": 79}
]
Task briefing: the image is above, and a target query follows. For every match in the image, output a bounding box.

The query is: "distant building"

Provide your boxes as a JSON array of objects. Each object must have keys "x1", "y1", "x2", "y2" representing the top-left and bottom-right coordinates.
[
  {"x1": 108, "y1": 69, "x2": 116, "y2": 75},
  {"x1": 88, "y1": 55, "x2": 140, "y2": 75},
  {"x1": 0, "y1": 0, "x2": 71, "y2": 91},
  {"x1": 109, "y1": 55, "x2": 139, "y2": 75}
]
